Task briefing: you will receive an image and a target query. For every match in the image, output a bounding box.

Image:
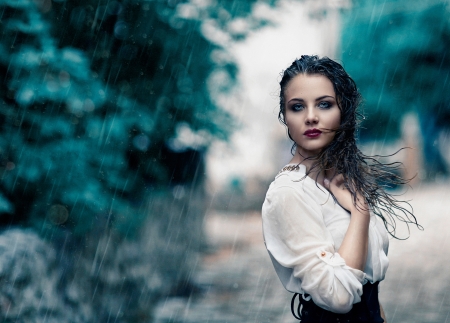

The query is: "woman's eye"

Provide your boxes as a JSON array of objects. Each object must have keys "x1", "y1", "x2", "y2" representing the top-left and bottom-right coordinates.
[
  {"x1": 292, "y1": 104, "x2": 304, "y2": 111},
  {"x1": 318, "y1": 101, "x2": 332, "y2": 109}
]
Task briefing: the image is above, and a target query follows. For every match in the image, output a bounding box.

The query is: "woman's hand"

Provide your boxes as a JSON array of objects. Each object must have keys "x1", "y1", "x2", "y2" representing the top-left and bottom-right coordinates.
[{"x1": 324, "y1": 174, "x2": 368, "y2": 214}]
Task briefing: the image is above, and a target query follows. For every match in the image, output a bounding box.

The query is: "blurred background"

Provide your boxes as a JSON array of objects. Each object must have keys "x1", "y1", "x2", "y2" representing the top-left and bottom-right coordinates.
[{"x1": 0, "y1": 0, "x2": 449, "y2": 322}]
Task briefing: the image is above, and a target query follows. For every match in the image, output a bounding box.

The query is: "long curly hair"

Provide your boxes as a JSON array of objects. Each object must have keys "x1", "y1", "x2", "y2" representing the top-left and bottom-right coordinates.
[{"x1": 279, "y1": 55, "x2": 421, "y2": 238}]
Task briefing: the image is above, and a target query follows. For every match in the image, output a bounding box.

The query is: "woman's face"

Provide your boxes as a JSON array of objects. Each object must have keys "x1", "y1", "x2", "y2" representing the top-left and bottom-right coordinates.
[{"x1": 284, "y1": 73, "x2": 341, "y2": 158}]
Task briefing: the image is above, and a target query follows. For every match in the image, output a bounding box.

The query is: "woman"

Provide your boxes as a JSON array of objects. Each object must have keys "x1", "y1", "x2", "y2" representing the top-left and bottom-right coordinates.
[{"x1": 262, "y1": 55, "x2": 419, "y2": 322}]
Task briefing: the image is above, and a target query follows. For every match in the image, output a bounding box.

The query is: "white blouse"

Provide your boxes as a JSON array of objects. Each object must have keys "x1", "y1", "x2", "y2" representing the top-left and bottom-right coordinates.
[{"x1": 261, "y1": 164, "x2": 389, "y2": 314}]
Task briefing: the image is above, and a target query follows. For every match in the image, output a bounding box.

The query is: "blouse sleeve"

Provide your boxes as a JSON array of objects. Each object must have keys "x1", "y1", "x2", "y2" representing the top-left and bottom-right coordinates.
[{"x1": 262, "y1": 184, "x2": 366, "y2": 314}]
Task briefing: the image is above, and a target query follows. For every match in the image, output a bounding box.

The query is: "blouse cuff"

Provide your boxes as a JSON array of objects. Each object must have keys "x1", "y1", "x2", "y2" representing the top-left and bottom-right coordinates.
[{"x1": 316, "y1": 250, "x2": 345, "y2": 266}]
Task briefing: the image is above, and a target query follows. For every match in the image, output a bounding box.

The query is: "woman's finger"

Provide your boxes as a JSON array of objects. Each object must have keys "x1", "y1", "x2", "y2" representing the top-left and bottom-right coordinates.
[{"x1": 331, "y1": 174, "x2": 344, "y2": 187}]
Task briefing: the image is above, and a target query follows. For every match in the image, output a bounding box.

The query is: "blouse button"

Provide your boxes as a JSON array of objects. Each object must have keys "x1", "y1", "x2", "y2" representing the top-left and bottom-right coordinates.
[{"x1": 320, "y1": 251, "x2": 326, "y2": 257}]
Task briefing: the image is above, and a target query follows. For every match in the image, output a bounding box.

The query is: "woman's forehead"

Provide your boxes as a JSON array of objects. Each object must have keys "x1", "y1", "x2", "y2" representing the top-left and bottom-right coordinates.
[{"x1": 284, "y1": 74, "x2": 335, "y2": 100}]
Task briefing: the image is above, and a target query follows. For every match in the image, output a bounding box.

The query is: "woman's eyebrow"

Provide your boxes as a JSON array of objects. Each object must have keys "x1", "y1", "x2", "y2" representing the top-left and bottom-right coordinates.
[
  {"x1": 287, "y1": 98, "x2": 304, "y2": 103},
  {"x1": 315, "y1": 95, "x2": 335, "y2": 101}
]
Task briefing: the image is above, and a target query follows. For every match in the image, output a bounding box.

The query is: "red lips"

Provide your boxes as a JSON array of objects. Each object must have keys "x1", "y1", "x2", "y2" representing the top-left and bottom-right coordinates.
[{"x1": 304, "y1": 128, "x2": 322, "y2": 138}]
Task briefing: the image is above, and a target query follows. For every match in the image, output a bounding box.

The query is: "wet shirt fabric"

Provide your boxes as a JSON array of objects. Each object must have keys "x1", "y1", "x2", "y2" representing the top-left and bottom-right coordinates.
[{"x1": 261, "y1": 164, "x2": 389, "y2": 314}]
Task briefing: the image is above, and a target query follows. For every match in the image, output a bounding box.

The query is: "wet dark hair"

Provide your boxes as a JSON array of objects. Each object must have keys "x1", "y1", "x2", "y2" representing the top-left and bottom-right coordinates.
[{"x1": 279, "y1": 55, "x2": 421, "y2": 238}]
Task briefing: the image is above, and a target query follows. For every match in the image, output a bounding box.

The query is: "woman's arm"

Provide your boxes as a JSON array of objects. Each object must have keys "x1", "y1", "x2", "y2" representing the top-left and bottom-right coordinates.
[
  {"x1": 262, "y1": 183, "x2": 366, "y2": 313},
  {"x1": 324, "y1": 175, "x2": 370, "y2": 271}
]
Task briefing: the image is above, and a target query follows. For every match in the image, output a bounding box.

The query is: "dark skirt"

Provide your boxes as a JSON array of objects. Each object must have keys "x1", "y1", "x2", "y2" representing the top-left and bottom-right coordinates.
[{"x1": 291, "y1": 282, "x2": 384, "y2": 323}]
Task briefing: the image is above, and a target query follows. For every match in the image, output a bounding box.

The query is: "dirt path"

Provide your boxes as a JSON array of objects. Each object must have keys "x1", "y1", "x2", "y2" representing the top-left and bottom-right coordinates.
[{"x1": 154, "y1": 210, "x2": 295, "y2": 323}]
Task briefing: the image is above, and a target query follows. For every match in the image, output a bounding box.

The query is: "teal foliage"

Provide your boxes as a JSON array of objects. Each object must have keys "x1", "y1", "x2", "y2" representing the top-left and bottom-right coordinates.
[
  {"x1": 0, "y1": 0, "x2": 276, "y2": 236},
  {"x1": 341, "y1": 0, "x2": 450, "y2": 141}
]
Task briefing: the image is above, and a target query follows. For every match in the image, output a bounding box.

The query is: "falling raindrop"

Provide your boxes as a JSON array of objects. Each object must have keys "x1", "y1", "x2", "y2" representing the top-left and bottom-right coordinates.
[
  {"x1": 172, "y1": 185, "x2": 186, "y2": 199},
  {"x1": 47, "y1": 204, "x2": 69, "y2": 225},
  {"x1": 114, "y1": 21, "x2": 129, "y2": 39},
  {"x1": 132, "y1": 134, "x2": 150, "y2": 151}
]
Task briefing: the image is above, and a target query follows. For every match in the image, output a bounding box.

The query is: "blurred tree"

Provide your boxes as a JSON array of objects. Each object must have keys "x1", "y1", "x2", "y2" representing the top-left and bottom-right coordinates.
[
  {"x1": 341, "y1": 0, "x2": 450, "y2": 178},
  {"x1": 0, "y1": 1, "x2": 284, "y2": 320},
  {"x1": 0, "y1": 0, "x2": 277, "y2": 235}
]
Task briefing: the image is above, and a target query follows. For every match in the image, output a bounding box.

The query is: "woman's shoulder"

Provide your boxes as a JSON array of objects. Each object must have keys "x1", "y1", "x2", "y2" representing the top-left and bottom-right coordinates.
[
  {"x1": 262, "y1": 166, "x2": 328, "y2": 227},
  {"x1": 267, "y1": 164, "x2": 324, "y2": 195},
  {"x1": 263, "y1": 165, "x2": 335, "y2": 221},
  {"x1": 265, "y1": 164, "x2": 326, "y2": 204}
]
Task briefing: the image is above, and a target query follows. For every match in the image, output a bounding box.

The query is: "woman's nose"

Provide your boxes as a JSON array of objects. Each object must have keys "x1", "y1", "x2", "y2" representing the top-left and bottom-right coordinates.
[{"x1": 305, "y1": 107, "x2": 318, "y2": 125}]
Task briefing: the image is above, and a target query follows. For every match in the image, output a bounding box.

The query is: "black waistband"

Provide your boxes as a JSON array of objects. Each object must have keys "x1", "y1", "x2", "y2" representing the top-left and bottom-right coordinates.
[{"x1": 291, "y1": 282, "x2": 384, "y2": 323}]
